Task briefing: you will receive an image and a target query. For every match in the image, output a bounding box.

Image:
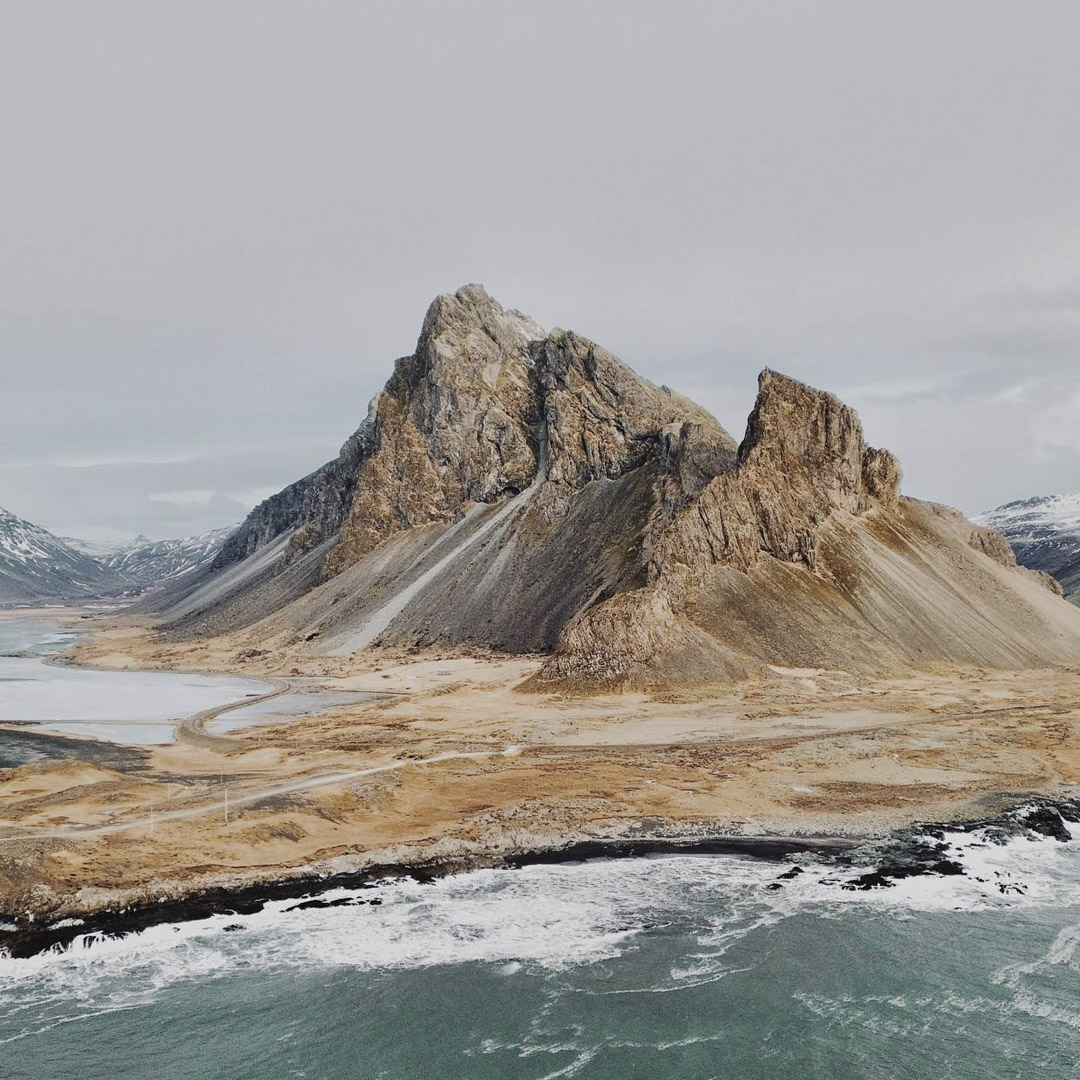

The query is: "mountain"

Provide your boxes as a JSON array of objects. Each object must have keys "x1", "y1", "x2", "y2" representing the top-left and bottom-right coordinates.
[
  {"x1": 973, "y1": 494, "x2": 1080, "y2": 575},
  {"x1": 974, "y1": 494, "x2": 1080, "y2": 603},
  {"x1": 0, "y1": 508, "x2": 125, "y2": 604},
  {"x1": 155, "y1": 284, "x2": 1080, "y2": 687},
  {"x1": 1056, "y1": 557, "x2": 1080, "y2": 603},
  {"x1": 98, "y1": 528, "x2": 234, "y2": 586},
  {"x1": 60, "y1": 535, "x2": 118, "y2": 560},
  {"x1": 0, "y1": 512, "x2": 235, "y2": 605},
  {"x1": 974, "y1": 494, "x2": 1080, "y2": 605}
]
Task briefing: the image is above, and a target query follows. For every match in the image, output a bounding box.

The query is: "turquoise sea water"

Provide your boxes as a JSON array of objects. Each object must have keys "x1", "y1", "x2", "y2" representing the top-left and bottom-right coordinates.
[{"x1": 2, "y1": 836, "x2": 1079, "y2": 1079}]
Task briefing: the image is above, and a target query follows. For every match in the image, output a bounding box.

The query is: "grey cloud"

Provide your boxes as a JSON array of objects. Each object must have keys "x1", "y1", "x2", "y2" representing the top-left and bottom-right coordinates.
[
  {"x1": 0, "y1": 442, "x2": 340, "y2": 539},
  {"x1": 3, "y1": 1, "x2": 1080, "y2": 535}
]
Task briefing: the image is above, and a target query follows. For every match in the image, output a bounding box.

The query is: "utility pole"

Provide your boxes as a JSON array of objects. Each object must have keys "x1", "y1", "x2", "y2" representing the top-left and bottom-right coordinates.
[
  {"x1": 224, "y1": 785, "x2": 228, "y2": 826},
  {"x1": 149, "y1": 801, "x2": 154, "y2": 839}
]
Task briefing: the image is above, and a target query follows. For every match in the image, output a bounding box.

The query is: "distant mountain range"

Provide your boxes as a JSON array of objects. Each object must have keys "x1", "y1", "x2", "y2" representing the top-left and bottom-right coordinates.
[
  {"x1": 974, "y1": 495, "x2": 1080, "y2": 604},
  {"x1": 0, "y1": 508, "x2": 233, "y2": 605},
  {"x1": 93, "y1": 528, "x2": 236, "y2": 586},
  {"x1": 0, "y1": 508, "x2": 124, "y2": 604}
]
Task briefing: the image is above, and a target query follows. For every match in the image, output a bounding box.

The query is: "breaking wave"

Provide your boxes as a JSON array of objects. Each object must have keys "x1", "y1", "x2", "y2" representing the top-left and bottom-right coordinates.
[{"x1": 2, "y1": 813, "x2": 1080, "y2": 1034}]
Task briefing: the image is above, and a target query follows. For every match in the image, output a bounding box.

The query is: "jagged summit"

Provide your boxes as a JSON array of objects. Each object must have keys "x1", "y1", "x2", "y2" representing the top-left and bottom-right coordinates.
[
  {"x1": 216, "y1": 283, "x2": 736, "y2": 574},
  {"x1": 157, "y1": 286, "x2": 1080, "y2": 686}
]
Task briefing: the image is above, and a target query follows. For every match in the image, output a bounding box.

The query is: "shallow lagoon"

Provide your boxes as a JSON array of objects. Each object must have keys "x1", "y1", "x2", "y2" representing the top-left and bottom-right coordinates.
[
  {"x1": 0, "y1": 617, "x2": 272, "y2": 744},
  {"x1": 206, "y1": 689, "x2": 382, "y2": 734}
]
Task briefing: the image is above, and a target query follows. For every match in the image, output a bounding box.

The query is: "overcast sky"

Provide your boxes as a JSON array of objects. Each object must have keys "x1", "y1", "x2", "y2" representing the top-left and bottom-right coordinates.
[{"x1": 3, "y1": 2, "x2": 1080, "y2": 541}]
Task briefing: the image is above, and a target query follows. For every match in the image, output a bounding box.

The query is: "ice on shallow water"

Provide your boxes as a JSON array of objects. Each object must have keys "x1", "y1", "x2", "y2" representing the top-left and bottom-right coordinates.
[
  {"x1": 206, "y1": 690, "x2": 383, "y2": 734},
  {"x1": 0, "y1": 619, "x2": 77, "y2": 656},
  {"x1": 0, "y1": 618, "x2": 271, "y2": 744}
]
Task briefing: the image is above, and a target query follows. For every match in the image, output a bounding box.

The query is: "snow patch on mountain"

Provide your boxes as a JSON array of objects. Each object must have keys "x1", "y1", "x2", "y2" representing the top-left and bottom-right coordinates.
[
  {"x1": 99, "y1": 528, "x2": 234, "y2": 585},
  {"x1": 1, "y1": 508, "x2": 236, "y2": 605},
  {"x1": 974, "y1": 494, "x2": 1080, "y2": 576},
  {"x1": 0, "y1": 508, "x2": 124, "y2": 604}
]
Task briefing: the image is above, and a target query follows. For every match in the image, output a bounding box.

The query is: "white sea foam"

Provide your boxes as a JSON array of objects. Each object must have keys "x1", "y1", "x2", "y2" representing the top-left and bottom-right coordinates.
[{"x1": 3, "y1": 825, "x2": 1080, "y2": 1025}]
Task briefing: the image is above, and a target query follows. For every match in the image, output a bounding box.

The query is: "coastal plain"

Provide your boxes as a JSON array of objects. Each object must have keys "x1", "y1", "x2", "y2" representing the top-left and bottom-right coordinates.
[{"x1": 2, "y1": 607, "x2": 1079, "y2": 926}]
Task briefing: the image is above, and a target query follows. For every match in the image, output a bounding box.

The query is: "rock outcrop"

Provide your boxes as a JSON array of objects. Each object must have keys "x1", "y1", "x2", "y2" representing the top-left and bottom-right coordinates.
[
  {"x1": 216, "y1": 285, "x2": 732, "y2": 578},
  {"x1": 159, "y1": 285, "x2": 1080, "y2": 686},
  {"x1": 539, "y1": 368, "x2": 905, "y2": 683}
]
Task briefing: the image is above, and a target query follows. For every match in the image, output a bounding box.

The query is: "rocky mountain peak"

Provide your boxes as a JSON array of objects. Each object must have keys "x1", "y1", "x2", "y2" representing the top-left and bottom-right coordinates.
[
  {"x1": 178, "y1": 286, "x2": 1080, "y2": 691},
  {"x1": 217, "y1": 290, "x2": 903, "y2": 589},
  {"x1": 223, "y1": 285, "x2": 738, "y2": 576},
  {"x1": 416, "y1": 284, "x2": 544, "y2": 373},
  {"x1": 325, "y1": 287, "x2": 545, "y2": 570},
  {"x1": 737, "y1": 369, "x2": 901, "y2": 513},
  {"x1": 532, "y1": 328, "x2": 736, "y2": 490}
]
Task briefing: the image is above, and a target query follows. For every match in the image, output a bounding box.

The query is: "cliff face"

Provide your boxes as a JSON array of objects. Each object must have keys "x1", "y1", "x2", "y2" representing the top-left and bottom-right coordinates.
[
  {"x1": 326, "y1": 287, "x2": 543, "y2": 570},
  {"x1": 215, "y1": 287, "x2": 541, "y2": 572},
  {"x1": 217, "y1": 284, "x2": 735, "y2": 578},
  {"x1": 213, "y1": 424, "x2": 373, "y2": 568},
  {"x1": 540, "y1": 370, "x2": 905, "y2": 684},
  {"x1": 166, "y1": 285, "x2": 1080, "y2": 686},
  {"x1": 643, "y1": 369, "x2": 901, "y2": 589}
]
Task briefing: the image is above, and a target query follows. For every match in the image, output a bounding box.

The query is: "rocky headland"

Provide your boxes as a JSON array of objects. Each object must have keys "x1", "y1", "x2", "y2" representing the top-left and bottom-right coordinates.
[{"x1": 156, "y1": 284, "x2": 1080, "y2": 683}]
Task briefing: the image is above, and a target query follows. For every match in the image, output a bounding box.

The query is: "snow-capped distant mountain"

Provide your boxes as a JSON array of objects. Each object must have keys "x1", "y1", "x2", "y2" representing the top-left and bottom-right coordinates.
[
  {"x1": 97, "y1": 527, "x2": 234, "y2": 586},
  {"x1": 974, "y1": 494, "x2": 1080, "y2": 574},
  {"x1": 0, "y1": 507, "x2": 125, "y2": 604},
  {"x1": 60, "y1": 535, "x2": 124, "y2": 560},
  {"x1": 974, "y1": 493, "x2": 1080, "y2": 603},
  {"x1": 0, "y1": 508, "x2": 235, "y2": 605}
]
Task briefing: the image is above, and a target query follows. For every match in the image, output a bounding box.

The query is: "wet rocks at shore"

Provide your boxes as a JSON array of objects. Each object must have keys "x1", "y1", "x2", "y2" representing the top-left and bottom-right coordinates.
[{"x1": 4, "y1": 796, "x2": 1078, "y2": 960}]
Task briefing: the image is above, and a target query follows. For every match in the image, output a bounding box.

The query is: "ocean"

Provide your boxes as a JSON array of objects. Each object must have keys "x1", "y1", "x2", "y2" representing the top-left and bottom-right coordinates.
[{"x1": 2, "y1": 824, "x2": 1079, "y2": 1079}]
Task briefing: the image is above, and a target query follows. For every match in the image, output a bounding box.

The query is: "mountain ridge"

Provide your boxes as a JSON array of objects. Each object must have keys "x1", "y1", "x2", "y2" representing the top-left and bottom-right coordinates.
[
  {"x1": 154, "y1": 285, "x2": 1080, "y2": 686},
  {"x1": 101, "y1": 527, "x2": 235, "y2": 586},
  {"x1": 0, "y1": 508, "x2": 124, "y2": 604},
  {"x1": 0, "y1": 512, "x2": 234, "y2": 604}
]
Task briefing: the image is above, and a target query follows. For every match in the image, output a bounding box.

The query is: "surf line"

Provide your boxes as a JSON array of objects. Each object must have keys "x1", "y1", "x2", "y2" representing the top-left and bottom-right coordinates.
[{"x1": 329, "y1": 479, "x2": 541, "y2": 655}]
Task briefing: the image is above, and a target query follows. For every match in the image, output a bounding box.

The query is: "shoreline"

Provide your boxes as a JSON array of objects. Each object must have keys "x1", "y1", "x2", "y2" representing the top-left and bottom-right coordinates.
[
  {"x1": 0, "y1": 828, "x2": 903, "y2": 959},
  {"x1": 4, "y1": 607, "x2": 1080, "y2": 960},
  {"x1": 3, "y1": 794, "x2": 1078, "y2": 960}
]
